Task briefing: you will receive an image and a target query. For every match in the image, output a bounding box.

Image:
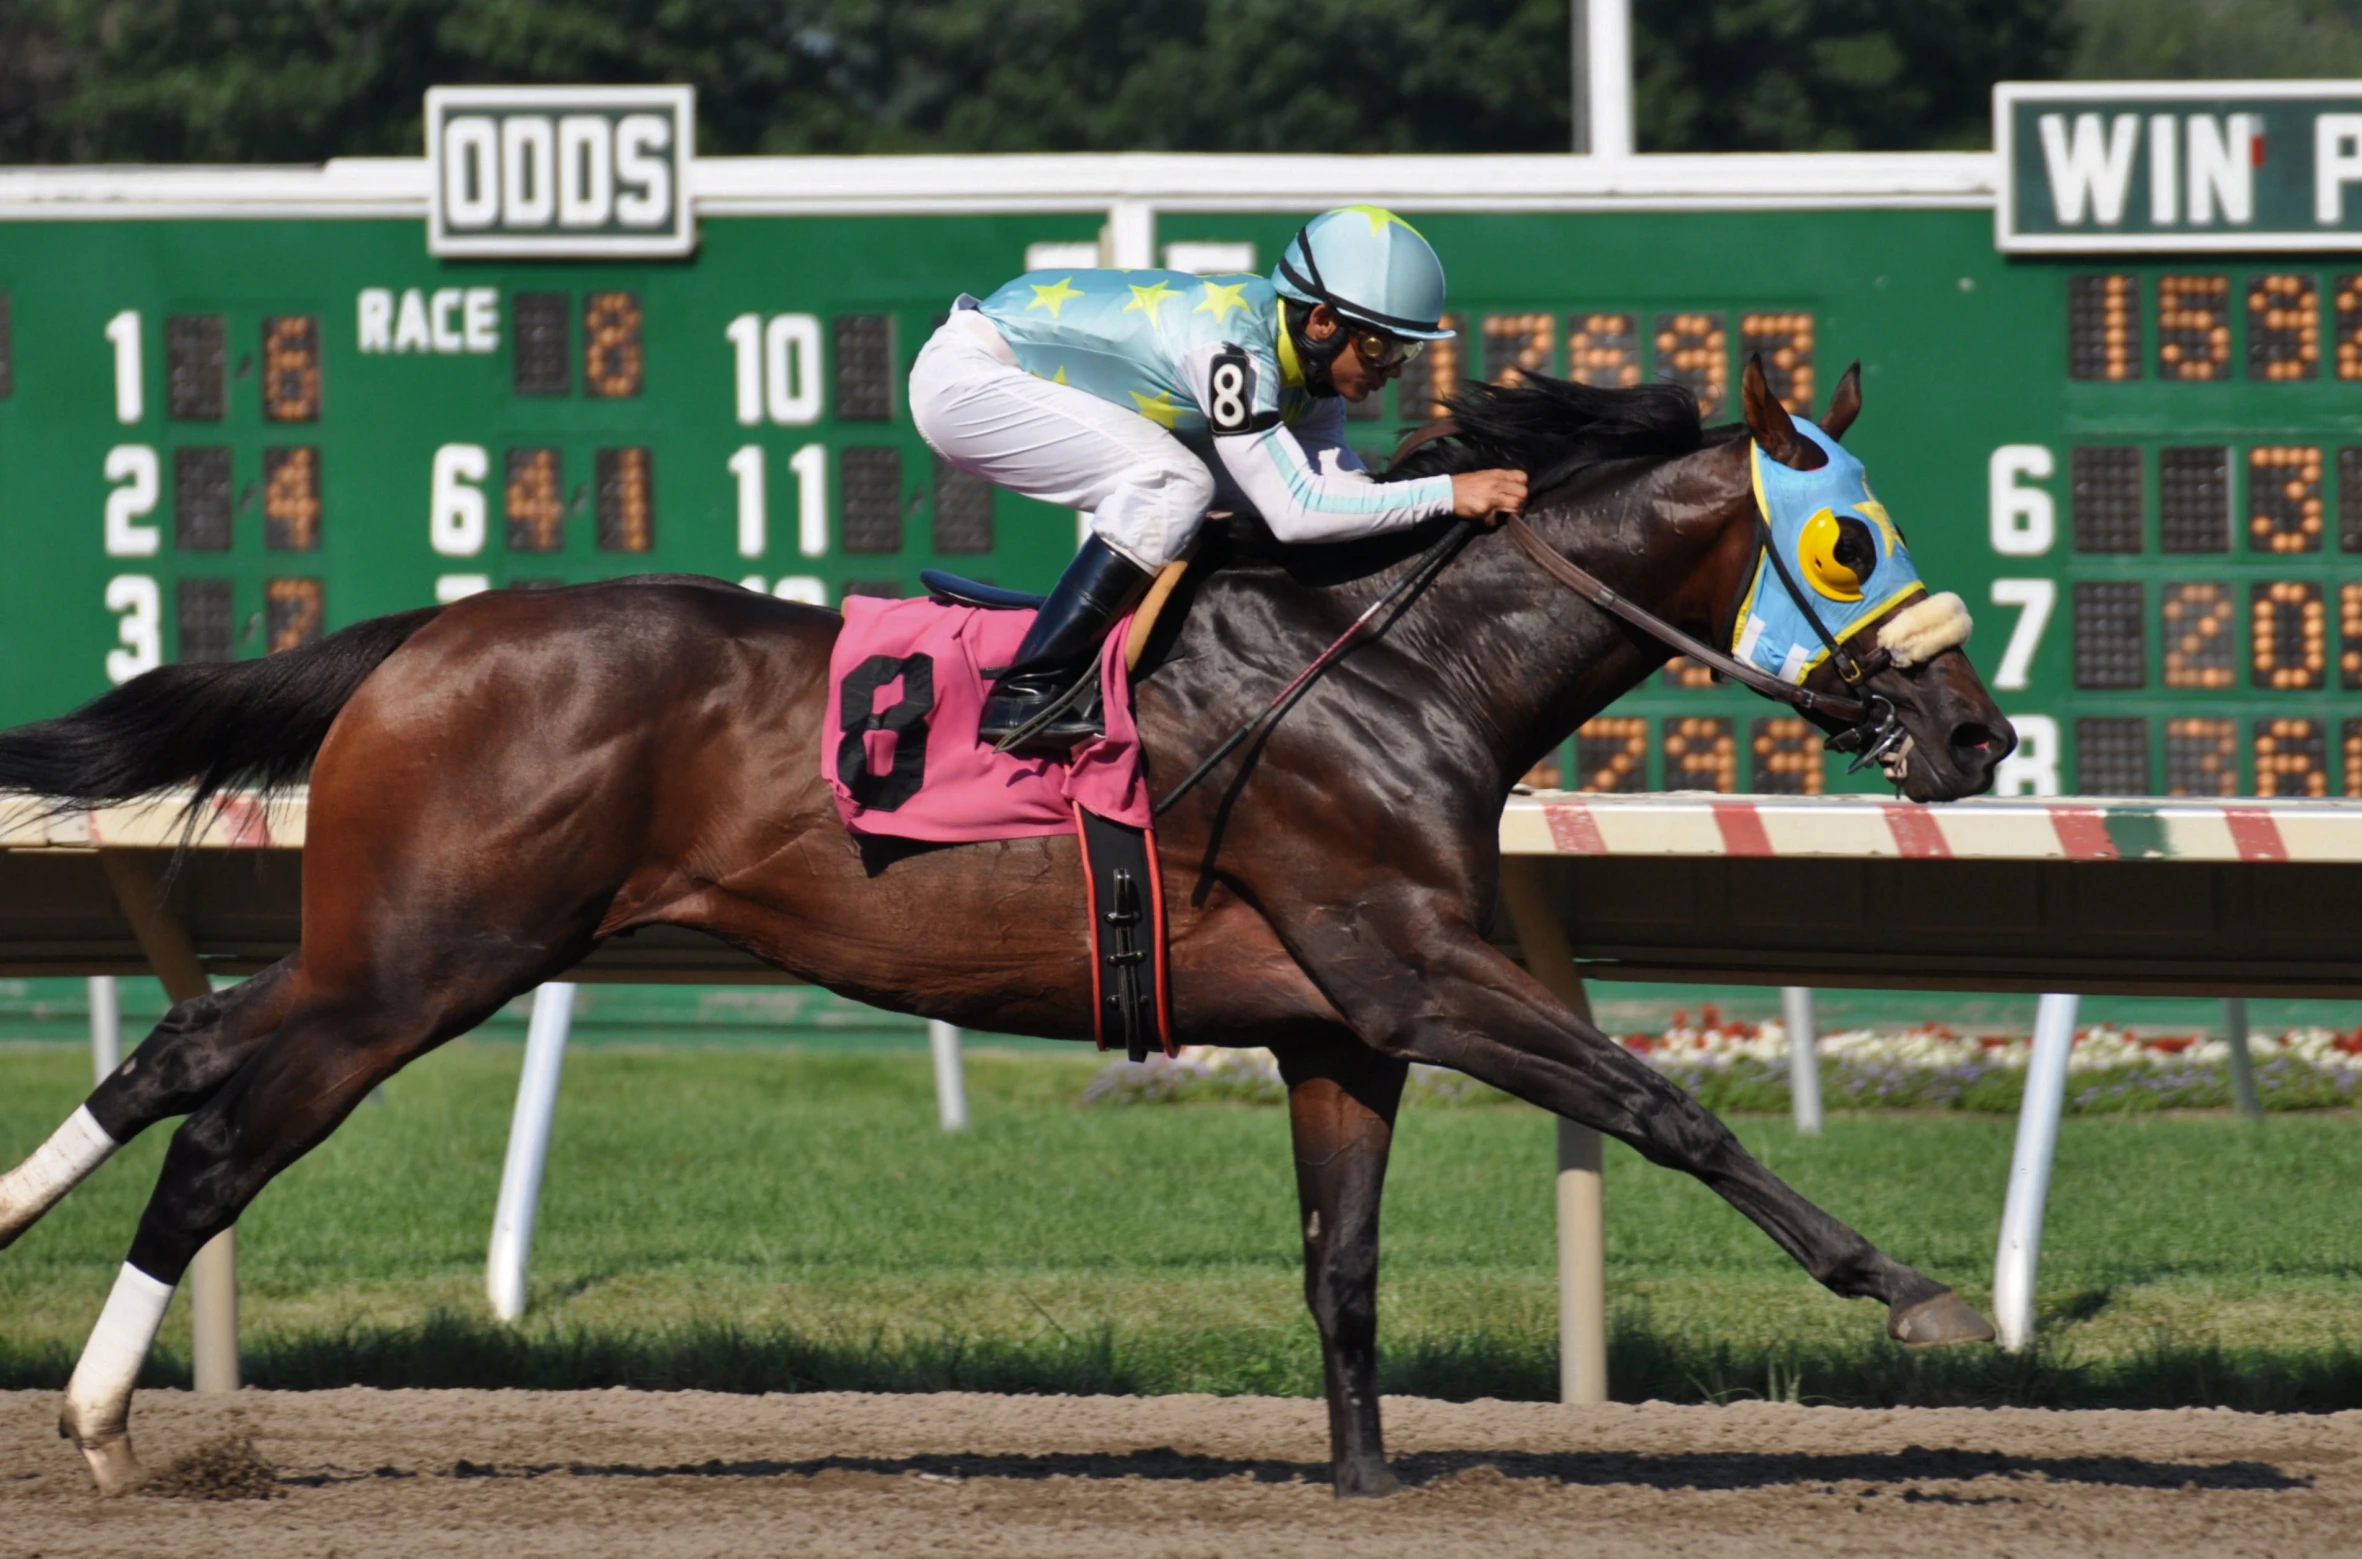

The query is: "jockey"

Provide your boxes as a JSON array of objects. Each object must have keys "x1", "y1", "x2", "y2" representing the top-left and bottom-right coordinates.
[{"x1": 909, "y1": 205, "x2": 1530, "y2": 754}]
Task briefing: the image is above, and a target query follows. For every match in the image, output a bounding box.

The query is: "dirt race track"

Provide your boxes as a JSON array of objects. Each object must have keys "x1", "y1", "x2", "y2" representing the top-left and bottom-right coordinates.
[{"x1": 4, "y1": 1388, "x2": 2357, "y2": 1558}]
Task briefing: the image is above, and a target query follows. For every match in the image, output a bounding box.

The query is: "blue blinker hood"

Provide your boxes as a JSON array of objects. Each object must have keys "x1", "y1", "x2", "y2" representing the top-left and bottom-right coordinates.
[{"x1": 1732, "y1": 419, "x2": 1926, "y2": 685}]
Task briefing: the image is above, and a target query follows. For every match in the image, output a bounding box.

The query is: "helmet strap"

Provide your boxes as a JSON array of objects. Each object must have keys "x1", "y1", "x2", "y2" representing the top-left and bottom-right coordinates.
[{"x1": 1283, "y1": 300, "x2": 1350, "y2": 398}]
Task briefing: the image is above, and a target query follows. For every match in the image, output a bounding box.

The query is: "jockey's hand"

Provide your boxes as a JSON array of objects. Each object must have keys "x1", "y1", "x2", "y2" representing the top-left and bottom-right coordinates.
[{"x1": 1451, "y1": 469, "x2": 1529, "y2": 525}]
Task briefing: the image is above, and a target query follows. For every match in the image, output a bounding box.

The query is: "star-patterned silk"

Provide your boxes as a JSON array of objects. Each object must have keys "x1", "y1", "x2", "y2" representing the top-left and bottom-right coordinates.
[{"x1": 978, "y1": 268, "x2": 1310, "y2": 444}]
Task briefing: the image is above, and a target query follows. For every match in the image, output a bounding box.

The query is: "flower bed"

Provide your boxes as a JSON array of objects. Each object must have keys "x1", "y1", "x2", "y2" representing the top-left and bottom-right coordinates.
[{"x1": 1081, "y1": 1008, "x2": 2362, "y2": 1112}]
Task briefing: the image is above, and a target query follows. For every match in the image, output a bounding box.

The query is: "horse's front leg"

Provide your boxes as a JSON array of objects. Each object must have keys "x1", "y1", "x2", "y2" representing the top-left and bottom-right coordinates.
[
  {"x1": 1276, "y1": 898, "x2": 1991, "y2": 1347},
  {"x1": 1272, "y1": 1029, "x2": 1407, "y2": 1498}
]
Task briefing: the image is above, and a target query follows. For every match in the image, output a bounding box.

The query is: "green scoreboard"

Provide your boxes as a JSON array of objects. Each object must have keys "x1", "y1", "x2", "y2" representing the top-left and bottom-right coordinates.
[{"x1": 6, "y1": 80, "x2": 2362, "y2": 800}]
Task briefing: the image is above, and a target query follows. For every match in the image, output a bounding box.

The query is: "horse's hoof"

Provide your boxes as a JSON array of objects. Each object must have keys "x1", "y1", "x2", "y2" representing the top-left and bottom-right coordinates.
[
  {"x1": 1888, "y1": 1289, "x2": 1996, "y2": 1349},
  {"x1": 1333, "y1": 1462, "x2": 1400, "y2": 1499},
  {"x1": 73, "y1": 1432, "x2": 143, "y2": 1495}
]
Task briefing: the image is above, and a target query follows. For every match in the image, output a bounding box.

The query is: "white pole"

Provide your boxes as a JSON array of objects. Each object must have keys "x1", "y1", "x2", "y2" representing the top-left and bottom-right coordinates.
[
  {"x1": 1781, "y1": 986, "x2": 1823, "y2": 1137},
  {"x1": 1555, "y1": 1116, "x2": 1609, "y2": 1404},
  {"x1": 929, "y1": 1019, "x2": 969, "y2": 1132},
  {"x1": 87, "y1": 976, "x2": 120, "y2": 1083},
  {"x1": 1992, "y1": 992, "x2": 2078, "y2": 1352},
  {"x1": 2221, "y1": 997, "x2": 2263, "y2": 1124},
  {"x1": 1583, "y1": 0, "x2": 1635, "y2": 159},
  {"x1": 1103, "y1": 200, "x2": 1155, "y2": 269},
  {"x1": 487, "y1": 981, "x2": 575, "y2": 1323}
]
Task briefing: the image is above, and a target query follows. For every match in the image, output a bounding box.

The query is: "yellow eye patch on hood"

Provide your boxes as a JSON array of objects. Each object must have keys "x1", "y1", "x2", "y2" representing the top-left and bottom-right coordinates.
[{"x1": 1798, "y1": 508, "x2": 1866, "y2": 601}]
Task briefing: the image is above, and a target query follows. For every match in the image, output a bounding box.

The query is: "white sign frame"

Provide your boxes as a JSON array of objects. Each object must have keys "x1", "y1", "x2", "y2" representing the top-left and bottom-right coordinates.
[
  {"x1": 1996, "y1": 78, "x2": 2362, "y2": 253},
  {"x1": 426, "y1": 84, "x2": 695, "y2": 258}
]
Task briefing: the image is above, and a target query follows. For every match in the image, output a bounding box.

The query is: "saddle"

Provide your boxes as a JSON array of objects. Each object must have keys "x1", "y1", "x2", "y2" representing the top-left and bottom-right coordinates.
[
  {"x1": 922, "y1": 554, "x2": 1195, "y2": 675},
  {"x1": 901, "y1": 566, "x2": 1182, "y2": 1062}
]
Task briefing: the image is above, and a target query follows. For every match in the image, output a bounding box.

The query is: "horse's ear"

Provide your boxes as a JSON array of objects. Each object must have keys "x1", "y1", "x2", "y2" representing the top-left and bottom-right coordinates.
[
  {"x1": 1821, "y1": 361, "x2": 1863, "y2": 442},
  {"x1": 1741, "y1": 354, "x2": 1820, "y2": 469}
]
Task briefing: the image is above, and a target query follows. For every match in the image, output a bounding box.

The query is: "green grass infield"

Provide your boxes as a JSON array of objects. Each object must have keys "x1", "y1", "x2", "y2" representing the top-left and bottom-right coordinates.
[{"x1": 3, "y1": 1044, "x2": 2358, "y2": 1409}]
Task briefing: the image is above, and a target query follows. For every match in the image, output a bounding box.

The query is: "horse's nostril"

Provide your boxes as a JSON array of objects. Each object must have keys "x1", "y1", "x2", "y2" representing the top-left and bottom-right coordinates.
[{"x1": 1950, "y1": 721, "x2": 2004, "y2": 764}]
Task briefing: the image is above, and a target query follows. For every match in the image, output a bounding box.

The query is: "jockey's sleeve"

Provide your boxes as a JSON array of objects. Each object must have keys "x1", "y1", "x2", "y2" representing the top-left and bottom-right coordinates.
[{"x1": 1180, "y1": 344, "x2": 1456, "y2": 543}]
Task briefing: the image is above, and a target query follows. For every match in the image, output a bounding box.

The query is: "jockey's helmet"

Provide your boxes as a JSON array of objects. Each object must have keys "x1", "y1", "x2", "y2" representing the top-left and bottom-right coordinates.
[{"x1": 1273, "y1": 207, "x2": 1455, "y2": 341}]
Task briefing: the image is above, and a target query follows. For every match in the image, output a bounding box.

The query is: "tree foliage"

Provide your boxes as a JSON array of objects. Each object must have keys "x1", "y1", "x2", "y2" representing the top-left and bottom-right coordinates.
[{"x1": 0, "y1": 0, "x2": 2357, "y2": 166}]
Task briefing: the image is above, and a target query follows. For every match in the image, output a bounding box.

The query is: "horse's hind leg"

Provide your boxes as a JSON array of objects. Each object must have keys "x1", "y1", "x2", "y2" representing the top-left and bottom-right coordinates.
[
  {"x1": 0, "y1": 958, "x2": 296, "y2": 1251},
  {"x1": 1274, "y1": 1030, "x2": 1408, "y2": 1499},
  {"x1": 61, "y1": 967, "x2": 524, "y2": 1492}
]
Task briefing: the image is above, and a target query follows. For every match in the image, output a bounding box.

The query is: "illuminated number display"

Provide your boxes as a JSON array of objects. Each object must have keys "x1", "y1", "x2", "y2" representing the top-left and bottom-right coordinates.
[
  {"x1": 2346, "y1": 721, "x2": 2362, "y2": 797},
  {"x1": 505, "y1": 448, "x2": 565, "y2": 552},
  {"x1": 1401, "y1": 313, "x2": 1463, "y2": 420},
  {"x1": 2156, "y1": 275, "x2": 2229, "y2": 381},
  {"x1": 262, "y1": 315, "x2": 321, "y2": 421},
  {"x1": 1519, "y1": 749, "x2": 1565, "y2": 790},
  {"x1": 2067, "y1": 274, "x2": 2140, "y2": 381},
  {"x1": 265, "y1": 577, "x2": 324, "y2": 652},
  {"x1": 595, "y1": 447, "x2": 654, "y2": 552},
  {"x1": 1481, "y1": 313, "x2": 1553, "y2": 384},
  {"x1": 1574, "y1": 717, "x2": 1647, "y2": 793},
  {"x1": 2337, "y1": 273, "x2": 2362, "y2": 381},
  {"x1": 1660, "y1": 655, "x2": 1716, "y2": 690},
  {"x1": 1749, "y1": 716, "x2": 1821, "y2": 794},
  {"x1": 1661, "y1": 715, "x2": 1736, "y2": 792},
  {"x1": 2246, "y1": 274, "x2": 2318, "y2": 380},
  {"x1": 1739, "y1": 312, "x2": 1814, "y2": 414},
  {"x1": 2162, "y1": 582, "x2": 2235, "y2": 689},
  {"x1": 583, "y1": 292, "x2": 644, "y2": 399},
  {"x1": 2343, "y1": 584, "x2": 2362, "y2": 691},
  {"x1": 2247, "y1": 445, "x2": 2323, "y2": 553},
  {"x1": 1653, "y1": 312, "x2": 1727, "y2": 418},
  {"x1": 2164, "y1": 716, "x2": 2237, "y2": 797},
  {"x1": 2075, "y1": 717, "x2": 2149, "y2": 794},
  {"x1": 262, "y1": 446, "x2": 321, "y2": 552},
  {"x1": 2249, "y1": 580, "x2": 2325, "y2": 689},
  {"x1": 2254, "y1": 718, "x2": 2327, "y2": 797},
  {"x1": 1566, "y1": 313, "x2": 1638, "y2": 388}
]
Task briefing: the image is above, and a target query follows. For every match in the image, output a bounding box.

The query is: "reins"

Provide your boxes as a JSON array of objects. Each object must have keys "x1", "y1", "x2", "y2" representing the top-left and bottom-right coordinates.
[{"x1": 1149, "y1": 417, "x2": 1913, "y2": 816}]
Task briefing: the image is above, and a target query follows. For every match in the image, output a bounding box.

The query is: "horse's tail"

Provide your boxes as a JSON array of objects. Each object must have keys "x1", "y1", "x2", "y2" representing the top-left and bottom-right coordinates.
[{"x1": 0, "y1": 606, "x2": 443, "y2": 808}]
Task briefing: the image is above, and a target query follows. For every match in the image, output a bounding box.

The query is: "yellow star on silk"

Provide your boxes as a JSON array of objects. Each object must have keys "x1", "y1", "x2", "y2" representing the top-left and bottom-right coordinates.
[
  {"x1": 1026, "y1": 276, "x2": 1084, "y2": 318},
  {"x1": 1193, "y1": 279, "x2": 1251, "y2": 323},
  {"x1": 1337, "y1": 203, "x2": 1423, "y2": 238},
  {"x1": 1123, "y1": 279, "x2": 1179, "y2": 319},
  {"x1": 1129, "y1": 389, "x2": 1181, "y2": 429}
]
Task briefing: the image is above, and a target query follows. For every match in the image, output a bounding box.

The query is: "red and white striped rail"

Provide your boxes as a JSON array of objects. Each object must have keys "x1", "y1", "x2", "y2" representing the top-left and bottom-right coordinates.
[{"x1": 1500, "y1": 791, "x2": 2357, "y2": 863}]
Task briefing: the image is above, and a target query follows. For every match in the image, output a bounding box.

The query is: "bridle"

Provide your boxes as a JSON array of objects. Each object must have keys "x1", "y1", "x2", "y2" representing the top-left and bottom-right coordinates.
[
  {"x1": 1403, "y1": 417, "x2": 1912, "y2": 775},
  {"x1": 1149, "y1": 419, "x2": 1916, "y2": 816}
]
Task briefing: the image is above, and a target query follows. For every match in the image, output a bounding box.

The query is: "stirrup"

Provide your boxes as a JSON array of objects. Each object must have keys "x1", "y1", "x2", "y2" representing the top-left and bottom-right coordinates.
[{"x1": 987, "y1": 667, "x2": 1103, "y2": 754}]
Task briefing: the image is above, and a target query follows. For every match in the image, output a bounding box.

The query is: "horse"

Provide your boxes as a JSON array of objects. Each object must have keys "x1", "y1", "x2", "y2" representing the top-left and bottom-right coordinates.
[{"x1": 0, "y1": 357, "x2": 2012, "y2": 1496}]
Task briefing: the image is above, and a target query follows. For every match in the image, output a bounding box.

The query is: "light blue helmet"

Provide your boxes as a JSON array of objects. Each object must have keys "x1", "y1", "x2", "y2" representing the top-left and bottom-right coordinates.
[{"x1": 1272, "y1": 206, "x2": 1455, "y2": 341}]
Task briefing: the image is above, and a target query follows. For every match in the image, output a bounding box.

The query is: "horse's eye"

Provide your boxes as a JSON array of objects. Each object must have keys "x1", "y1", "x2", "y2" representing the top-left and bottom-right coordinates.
[{"x1": 1832, "y1": 517, "x2": 1876, "y2": 579}]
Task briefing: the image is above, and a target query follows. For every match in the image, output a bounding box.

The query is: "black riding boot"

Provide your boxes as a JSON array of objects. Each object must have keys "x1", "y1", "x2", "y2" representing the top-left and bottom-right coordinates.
[{"x1": 978, "y1": 536, "x2": 1153, "y2": 754}]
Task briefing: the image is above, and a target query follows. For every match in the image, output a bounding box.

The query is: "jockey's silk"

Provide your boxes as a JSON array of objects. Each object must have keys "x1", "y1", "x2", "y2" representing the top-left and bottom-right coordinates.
[
  {"x1": 977, "y1": 268, "x2": 1305, "y2": 444},
  {"x1": 1731, "y1": 420, "x2": 1927, "y2": 685},
  {"x1": 822, "y1": 596, "x2": 1150, "y2": 843}
]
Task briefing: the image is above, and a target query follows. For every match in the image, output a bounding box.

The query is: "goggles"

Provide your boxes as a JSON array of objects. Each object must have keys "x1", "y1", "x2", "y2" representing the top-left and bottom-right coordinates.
[{"x1": 1350, "y1": 328, "x2": 1423, "y2": 371}]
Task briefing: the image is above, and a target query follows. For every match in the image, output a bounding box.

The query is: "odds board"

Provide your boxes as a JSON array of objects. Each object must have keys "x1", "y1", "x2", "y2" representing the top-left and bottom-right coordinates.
[{"x1": 4, "y1": 82, "x2": 2360, "y2": 798}]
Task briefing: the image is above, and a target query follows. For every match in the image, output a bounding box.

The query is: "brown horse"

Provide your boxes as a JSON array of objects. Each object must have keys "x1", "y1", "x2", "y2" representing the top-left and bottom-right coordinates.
[{"x1": 0, "y1": 359, "x2": 2010, "y2": 1496}]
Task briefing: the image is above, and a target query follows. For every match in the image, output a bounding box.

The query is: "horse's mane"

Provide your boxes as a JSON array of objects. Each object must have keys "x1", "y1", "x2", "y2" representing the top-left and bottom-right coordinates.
[{"x1": 1384, "y1": 373, "x2": 1719, "y2": 491}]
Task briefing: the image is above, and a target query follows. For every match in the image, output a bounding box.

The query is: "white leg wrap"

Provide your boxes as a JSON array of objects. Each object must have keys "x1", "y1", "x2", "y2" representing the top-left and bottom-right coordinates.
[
  {"x1": 0, "y1": 1106, "x2": 118, "y2": 1241},
  {"x1": 64, "y1": 1263, "x2": 175, "y2": 1442}
]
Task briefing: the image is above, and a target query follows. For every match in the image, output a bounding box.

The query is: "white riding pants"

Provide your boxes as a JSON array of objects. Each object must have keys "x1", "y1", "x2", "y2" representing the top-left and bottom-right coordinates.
[{"x1": 908, "y1": 309, "x2": 1216, "y2": 571}]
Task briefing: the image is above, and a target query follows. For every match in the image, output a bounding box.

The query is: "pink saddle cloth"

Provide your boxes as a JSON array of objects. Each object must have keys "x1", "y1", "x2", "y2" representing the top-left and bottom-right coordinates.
[{"x1": 822, "y1": 595, "x2": 1150, "y2": 842}]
